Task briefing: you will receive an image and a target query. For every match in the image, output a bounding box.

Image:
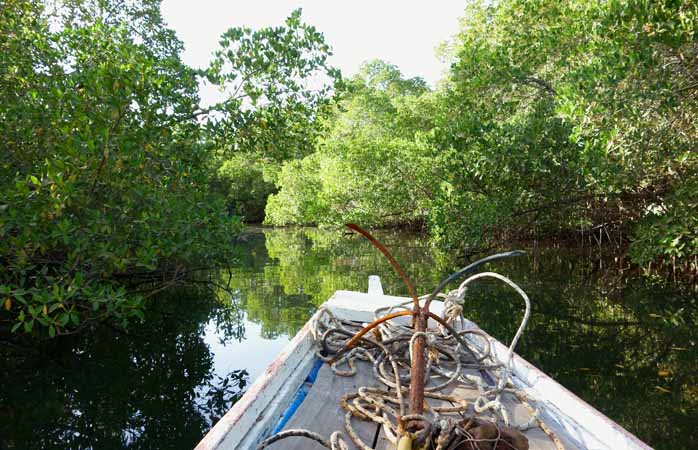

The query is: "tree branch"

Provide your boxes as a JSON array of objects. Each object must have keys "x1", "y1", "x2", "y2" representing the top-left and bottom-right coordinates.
[{"x1": 520, "y1": 76, "x2": 556, "y2": 95}]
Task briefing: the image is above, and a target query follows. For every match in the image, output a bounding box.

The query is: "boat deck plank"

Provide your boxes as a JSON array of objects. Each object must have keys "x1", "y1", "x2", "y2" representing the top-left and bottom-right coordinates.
[
  {"x1": 371, "y1": 403, "x2": 393, "y2": 450},
  {"x1": 270, "y1": 361, "x2": 379, "y2": 450}
]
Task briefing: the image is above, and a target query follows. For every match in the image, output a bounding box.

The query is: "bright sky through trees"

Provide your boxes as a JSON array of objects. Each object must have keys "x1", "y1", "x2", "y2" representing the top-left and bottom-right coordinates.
[{"x1": 161, "y1": 0, "x2": 465, "y2": 104}]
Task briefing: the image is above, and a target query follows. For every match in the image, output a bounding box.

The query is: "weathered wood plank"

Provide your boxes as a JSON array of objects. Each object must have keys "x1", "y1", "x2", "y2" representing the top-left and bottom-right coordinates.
[
  {"x1": 372, "y1": 423, "x2": 393, "y2": 450},
  {"x1": 265, "y1": 360, "x2": 380, "y2": 450},
  {"x1": 371, "y1": 383, "x2": 396, "y2": 450}
]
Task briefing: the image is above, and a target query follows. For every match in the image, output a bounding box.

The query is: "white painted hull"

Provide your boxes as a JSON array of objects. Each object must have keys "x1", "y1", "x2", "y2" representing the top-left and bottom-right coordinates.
[{"x1": 196, "y1": 287, "x2": 651, "y2": 450}]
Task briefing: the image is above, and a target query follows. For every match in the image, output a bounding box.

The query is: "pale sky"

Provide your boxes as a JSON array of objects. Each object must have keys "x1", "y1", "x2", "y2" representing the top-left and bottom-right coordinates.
[{"x1": 161, "y1": 1, "x2": 465, "y2": 105}]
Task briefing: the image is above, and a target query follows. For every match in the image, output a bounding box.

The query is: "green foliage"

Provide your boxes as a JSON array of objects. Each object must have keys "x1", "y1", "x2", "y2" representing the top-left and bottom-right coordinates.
[
  {"x1": 266, "y1": 60, "x2": 437, "y2": 227},
  {"x1": 0, "y1": 2, "x2": 346, "y2": 336},
  {"x1": 630, "y1": 178, "x2": 698, "y2": 267},
  {"x1": 264, "y1": 154, "x2": 328, "y2": 225},
  {"x1": 3, "y1": 0, "x2": 697, "y2": 337},
  {"x1": 431, "y1": 0, "x2": 698, "y2": 264},
  {"x1": 215, "y1": 155, "x2": 277, "y2": 222},
  {"x1": 269, "y1": 1, "x2": 698, "y2": 272},
  {"x1": 204, "y1": 8, "x2": 338, "y2": 137},
  {"x1": 204, "y1": 8, "x2": 340, "y2": 220},
  {"x1": 0, "y1": 0, "x2": 243, "y2": 336}
]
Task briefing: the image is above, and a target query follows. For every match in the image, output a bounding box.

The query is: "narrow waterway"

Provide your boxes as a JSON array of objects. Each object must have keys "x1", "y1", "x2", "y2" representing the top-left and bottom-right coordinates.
[{"x1": 1, "y1": 227, "x2": 695, "y2": 449}]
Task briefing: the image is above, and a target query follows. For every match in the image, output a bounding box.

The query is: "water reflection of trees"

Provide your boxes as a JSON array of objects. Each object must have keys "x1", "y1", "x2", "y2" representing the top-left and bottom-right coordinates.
[
  {"x1": 0, "y1": 286, "x2": 248, "y2": 450},
  {"x1": 233, "y1": 229, "x2": 696, "y2": 449},
  {"x1": 231, "y1": 228, "x2": 449, "y2": 337}
]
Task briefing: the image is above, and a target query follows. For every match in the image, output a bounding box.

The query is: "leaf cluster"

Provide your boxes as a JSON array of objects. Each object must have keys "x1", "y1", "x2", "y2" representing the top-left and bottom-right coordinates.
[
  {"x1": 205, "y1": 8, "x2": 341, "y2": 222},
  {"x1": 0, "y1": 0, "x2": 246, "y2": 336}
]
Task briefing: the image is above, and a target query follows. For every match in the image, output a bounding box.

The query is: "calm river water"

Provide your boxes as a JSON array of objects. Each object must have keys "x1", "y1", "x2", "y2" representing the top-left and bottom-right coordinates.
[{"x1": 1, "y1": 227, "x2": 696, "y2": 449}]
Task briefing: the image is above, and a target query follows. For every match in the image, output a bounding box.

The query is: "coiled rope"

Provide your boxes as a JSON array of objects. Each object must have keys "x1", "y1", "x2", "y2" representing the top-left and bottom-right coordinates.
[{"x1": 259, "y1": 272, "x2": 564, "y2": 450}]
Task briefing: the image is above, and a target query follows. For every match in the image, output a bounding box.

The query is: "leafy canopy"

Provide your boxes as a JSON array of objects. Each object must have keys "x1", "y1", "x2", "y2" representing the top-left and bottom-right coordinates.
[
  {"x1": 0, "y1": 1, "x2": 337, "y2": 336},
  {"x1": 268, "y1": 0, "x2": 698, "y2": 274},
  {"x1": 266, "y1": 60, "x2": 436, "y2": 227},
  {"x1": 205, "y1": 9, "x2": 341, "y2": 222}
]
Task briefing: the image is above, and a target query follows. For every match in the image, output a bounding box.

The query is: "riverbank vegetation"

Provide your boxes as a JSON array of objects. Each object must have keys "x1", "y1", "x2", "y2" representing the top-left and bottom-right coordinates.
[
  {"x1": 268, "y1": 0, "x2": 698, "y2": 276},
  {"x1": 2, "y1": 0, "x2": 696, "y2": 338}
]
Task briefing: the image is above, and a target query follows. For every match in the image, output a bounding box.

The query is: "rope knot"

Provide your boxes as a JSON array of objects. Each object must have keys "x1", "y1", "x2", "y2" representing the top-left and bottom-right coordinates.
[{"x1": 441, "y1": 289, "x2": 465, "y2": 332}]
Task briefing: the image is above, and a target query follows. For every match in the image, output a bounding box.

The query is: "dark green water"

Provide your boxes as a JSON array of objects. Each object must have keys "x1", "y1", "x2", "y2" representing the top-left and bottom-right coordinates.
[{"x1": 1, "y1": 227, "x2": 696, "y2": 449}]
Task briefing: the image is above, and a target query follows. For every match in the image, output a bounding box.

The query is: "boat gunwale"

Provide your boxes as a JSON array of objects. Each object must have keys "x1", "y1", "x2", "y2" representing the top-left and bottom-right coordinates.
[
  {"x1": 195, "y1": 311, "x2": 318, "y2": 450},
  {"x1": 457, "y1": 317, "x2": 652, "y2": 450}
]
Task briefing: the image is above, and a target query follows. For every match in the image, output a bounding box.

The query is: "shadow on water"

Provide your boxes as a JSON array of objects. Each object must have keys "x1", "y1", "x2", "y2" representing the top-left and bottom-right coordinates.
[
  {"x1": 1, "y1": 227, "x2": 695, "y2": 449},
  {"x1": 0, "y1": 287, "x2": 248, "y2": 450}
]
